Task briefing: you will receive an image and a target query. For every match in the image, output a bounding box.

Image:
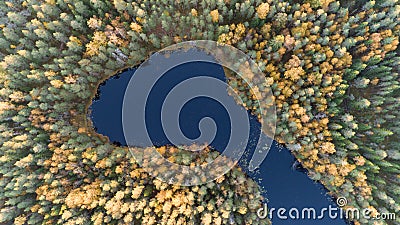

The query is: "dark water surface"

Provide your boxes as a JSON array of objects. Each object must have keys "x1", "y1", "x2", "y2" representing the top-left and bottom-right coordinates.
[{"x1": 90, "y1": 63, "x2": 348, "y2": 225}]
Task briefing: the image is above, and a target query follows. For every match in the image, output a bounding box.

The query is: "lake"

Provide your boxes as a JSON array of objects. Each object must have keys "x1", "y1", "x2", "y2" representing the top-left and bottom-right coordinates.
[{"x1": 90, "y1": 61, "x2": 348, "y2": 225}]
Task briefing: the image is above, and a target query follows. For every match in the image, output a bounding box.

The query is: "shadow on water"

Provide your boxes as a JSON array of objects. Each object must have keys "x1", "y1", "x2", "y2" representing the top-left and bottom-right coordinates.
[{"x1": 90, "y1": 62, "x2": 350, "y2": 225}]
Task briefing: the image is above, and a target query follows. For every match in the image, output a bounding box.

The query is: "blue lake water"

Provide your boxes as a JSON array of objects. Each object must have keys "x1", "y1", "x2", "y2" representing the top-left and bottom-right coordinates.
[{"x1": 90, "y1": 62, "x2": 348, "y2": 225}]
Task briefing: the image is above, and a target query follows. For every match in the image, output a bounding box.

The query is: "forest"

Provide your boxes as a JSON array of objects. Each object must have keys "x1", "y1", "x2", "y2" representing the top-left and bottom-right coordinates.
[{"x1": 0, "y1": 0, "x2": 399, "y2": 224}]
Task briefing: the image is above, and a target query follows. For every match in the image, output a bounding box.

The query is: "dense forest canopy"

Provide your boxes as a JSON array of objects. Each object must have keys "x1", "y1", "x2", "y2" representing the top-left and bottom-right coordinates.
[{"x1": 0, "y1": 0, "x2": 399, "y2": 224}]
